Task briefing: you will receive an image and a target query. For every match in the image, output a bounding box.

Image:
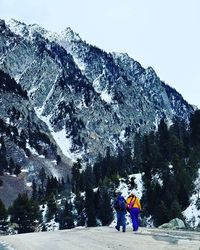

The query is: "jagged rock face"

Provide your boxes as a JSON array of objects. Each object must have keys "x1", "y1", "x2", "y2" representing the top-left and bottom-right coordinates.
[
  {"x1": 0, "y1": 69, "x2": 71, "y2": 205},
  {"x1": 0, "y1": 69, "x2": 69, "y2": 177},
  {"x1": 0, "y1": 19, "x2": 194, "y2": 163}
]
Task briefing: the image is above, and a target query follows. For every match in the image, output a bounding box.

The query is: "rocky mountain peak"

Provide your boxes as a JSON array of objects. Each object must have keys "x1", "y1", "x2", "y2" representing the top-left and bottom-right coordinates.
[
  {"x1": 7, "y1": 18, "x2": 29, "y2": 36},
  {"x1": 28, "y1": 23, "x2": 49, "y2": 37},
  {"x1": 61, "y1": 27, "x2": 82, "y2": 42},
  {"x1": 0, "y1": 19, "x2": 195, "y2": 164},
  {"x1": 7, "y1": 19, "x2": 51, "y2": 42}
]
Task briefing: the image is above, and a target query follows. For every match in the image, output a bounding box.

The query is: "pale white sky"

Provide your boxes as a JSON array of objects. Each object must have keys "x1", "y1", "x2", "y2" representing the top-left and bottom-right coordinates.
[{"x1": 1, "y1": 0, "x2": 200, "y2": 108}]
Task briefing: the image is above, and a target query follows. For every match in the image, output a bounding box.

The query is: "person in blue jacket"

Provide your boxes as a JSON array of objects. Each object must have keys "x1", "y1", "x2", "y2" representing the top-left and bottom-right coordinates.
[{"x1": 114, "y1": 191, "x2": 126, "y2": 232}]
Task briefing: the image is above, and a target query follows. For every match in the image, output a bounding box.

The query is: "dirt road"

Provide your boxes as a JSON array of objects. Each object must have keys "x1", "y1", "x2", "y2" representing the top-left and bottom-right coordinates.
[{"x1": 1, "y1": 226, "x2": 200, "y2": 250}]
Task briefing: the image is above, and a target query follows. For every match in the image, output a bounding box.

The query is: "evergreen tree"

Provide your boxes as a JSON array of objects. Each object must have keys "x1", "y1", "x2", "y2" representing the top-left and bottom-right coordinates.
[
  {"x1": 8, "y1": 158, "x2": 15, "y2": 175},
  {"x1": 104, "y1": 147, "x2": 114, "y2": 178},
  {"x1": 32, "y1": 179, "x2": 38, "y2": 201},
  {"x1": 66, "y1": 174, "x2": 70, "y2": 184},
  {"x1": 58, "y1": 177, "x2": 65, "y2": 193},
  {"x1": 74, "y1": 192, "x2": 85, "y2": 226},
  {"x1": 169, "y1": 199, "x2": 183, "y2": 221},
  {"x1": 46, "y1": 193, "x2": 58, "y2": 221},
  {"x1": 59, "y1": 200, "x2": 74, "y2": 230},
  {"x1": 9, "y1": 193, "x2": 40, "y2": 233},
  {"x1": 1, "y1": 160, "x2": 7, "y2": 174},
  {"x1": 135, "y1": 115, "x2": 200, "y2": 226},
  {"x1": 122, "y1": 142, "x2": 134, "y2": 175},
  {"x1": 141, "y1": 134, "x2": 152, "y2": 181},
  {"x1": 0, "y1": 166, "x2": 3, "y2": 176},
  {"x1": 169, "y1": 134, "x2": 185, "y2": 160},
  {"x1": 116, "y1": 147, "x2": 126, "y2": 177},
  {"x1": 98, "y1": 187, "x2": 113, "y2": 225},
  {"x1": 84, "y1": 164, "x2": 95, "y2": 189},
  {"x1": 85, "y1": 184, "x2": 96, "y2": 227},
  {"x1": 0, "y1": 137, "x2": 8, "y2": 174},
  {"x1": 0, "y1": 136, "x2": 6, "y2": 153},
  {"x1": 0, "y1": 199, "x2": 8, "y2": 231},
  {"x1": 153, "y1": 200, "x2": 169, "y2": 226},
  {"x1": 170, "y1": 118, "x2": 190, "y2": 155},
  {"x1": 14, "y1": 163, "x2": 21, "y2": 176},
  {"x1": 46, "y1": 176, "x2": 59, "y2": 198},
  {"x1": 190, "y1": 110, "x2": 200, "y2": 146},
  {"x1": 133, "y1": 132, "x2": 143, "y2": 169},
  {"x1": 71, "y1": 159, "x2": 82, "y2": 194},
  {"x1": 18, "y1": 130, "x2": 27, "y2": 150},
  {"x1": 157, "y1": 118, "x2": 170, "y2": 161},
  {"x1": 38, "y1": 186, "x2": 45, "y2": 203},
  {"x1": 39, "y1": 167, "x2": 46, "y2": 191},
  {"x1": 93, "y1": 154, "x2": 108, "y2": 187}
]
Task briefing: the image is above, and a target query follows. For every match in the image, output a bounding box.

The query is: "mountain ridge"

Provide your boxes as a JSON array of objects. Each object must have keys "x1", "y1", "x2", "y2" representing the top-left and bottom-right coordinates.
[{"x1": 0, "y1": 18, "x2": 194, "y2": 164}]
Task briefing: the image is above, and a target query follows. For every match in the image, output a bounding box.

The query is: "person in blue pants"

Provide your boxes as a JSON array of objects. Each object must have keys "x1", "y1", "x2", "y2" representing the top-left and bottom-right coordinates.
[
  {"x1": 130, "y1": 208, "x2": 140, "y2": 231},
  {"x1": 114, "y1": 191, "x2": 126, "y2": 232}
]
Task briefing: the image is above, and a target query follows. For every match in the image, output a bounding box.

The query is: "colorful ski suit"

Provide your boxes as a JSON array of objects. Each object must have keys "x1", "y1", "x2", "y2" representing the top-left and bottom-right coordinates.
[{"x1": 126, "y1": 194, "x2": 141, "y2": 231}]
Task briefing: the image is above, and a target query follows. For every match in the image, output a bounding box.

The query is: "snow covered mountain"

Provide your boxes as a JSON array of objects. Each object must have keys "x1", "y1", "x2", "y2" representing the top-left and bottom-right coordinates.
[{"x1": 0, "y1": 18, "x2": 194, "y2": 166}]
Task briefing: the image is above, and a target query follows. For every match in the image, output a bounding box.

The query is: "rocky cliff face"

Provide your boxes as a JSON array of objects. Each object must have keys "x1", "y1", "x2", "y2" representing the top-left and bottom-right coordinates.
[
  {"x1": 0, "y1": 69, "x2": 71, "y2": 206},
  {"x1": 0, "y1": 19, "x2": 194, "y2": 165}
]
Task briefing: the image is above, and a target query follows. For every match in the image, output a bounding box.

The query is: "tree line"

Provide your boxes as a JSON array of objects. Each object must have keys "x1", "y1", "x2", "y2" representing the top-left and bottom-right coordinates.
[{"x1": 0, "y1": 110, "x2": 200, "y2": 233}]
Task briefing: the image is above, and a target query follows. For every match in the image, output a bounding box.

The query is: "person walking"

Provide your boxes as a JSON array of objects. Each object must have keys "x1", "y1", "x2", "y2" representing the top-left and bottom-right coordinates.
[
  {"x1": 114, "y1": 191, "x2": 126, "y2": 232},
  {"x1": 126, "y1": 193, "x2": 141, "y2": 231}
]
